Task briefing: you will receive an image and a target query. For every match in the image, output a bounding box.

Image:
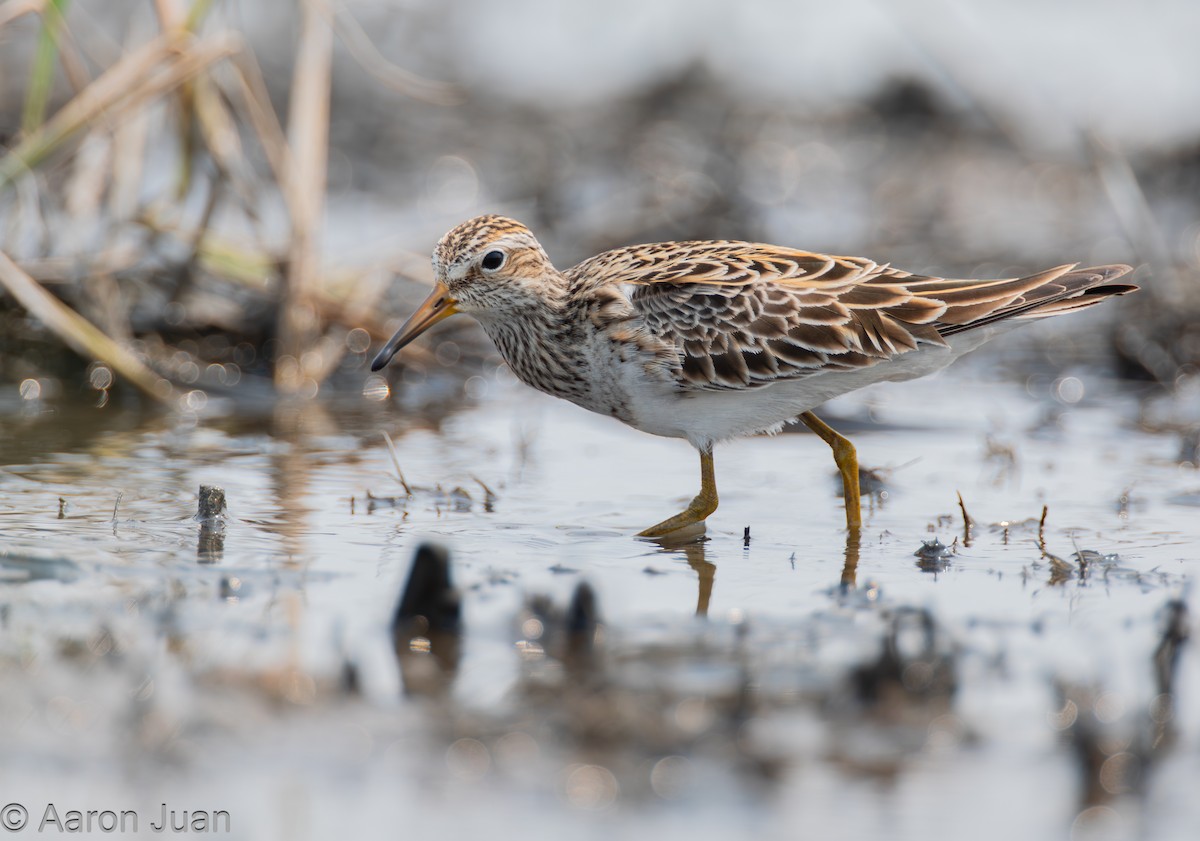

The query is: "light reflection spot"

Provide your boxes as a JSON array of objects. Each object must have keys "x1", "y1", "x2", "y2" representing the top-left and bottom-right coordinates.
[
  {"x1": 88, "y1": 364, "x2": 114, "y2": 390},
  {"x1": 562, "y1": 764, "x2": 618, "y2": 810},
  {"x1": 445, "y1": 738, "x2": 491, "y2": 781},
  {"x1": 650, "y1": 755, "x2": 690, "y2": 799},
  {"x1": 346, "y1": 327, "x2": 371, "y2": 354},
  {"x1": 19, "y1": 378, "x2": 41, "y2": 400}
]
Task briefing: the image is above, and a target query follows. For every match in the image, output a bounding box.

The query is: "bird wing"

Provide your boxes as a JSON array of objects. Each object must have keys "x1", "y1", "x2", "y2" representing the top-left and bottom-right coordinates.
[{"x1": 567, "y1": 241, "x2": 1134, "y2": 391}]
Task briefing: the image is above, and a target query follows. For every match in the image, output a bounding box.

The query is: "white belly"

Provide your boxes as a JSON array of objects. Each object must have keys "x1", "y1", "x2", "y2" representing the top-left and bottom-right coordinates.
[{"x1": 616, "y1": 327, "x2": 1004, "y2": 449}]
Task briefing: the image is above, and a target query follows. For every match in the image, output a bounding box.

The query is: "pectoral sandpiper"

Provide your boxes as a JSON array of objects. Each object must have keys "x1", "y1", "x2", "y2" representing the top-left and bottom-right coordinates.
[{"x1": 372, "y1": 215, "x2": 1135, "y2": 538}]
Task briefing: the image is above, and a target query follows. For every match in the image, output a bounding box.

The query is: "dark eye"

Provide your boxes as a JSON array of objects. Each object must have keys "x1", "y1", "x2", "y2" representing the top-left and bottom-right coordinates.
[{"x1": 481, "y1": 250, "x2": 505, "y2": 271}]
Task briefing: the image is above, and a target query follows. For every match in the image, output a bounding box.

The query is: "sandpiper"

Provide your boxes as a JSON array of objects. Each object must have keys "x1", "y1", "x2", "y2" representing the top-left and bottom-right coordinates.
[{"x1": 372, "y1": 215, "x2": 1135, "y2": 538}]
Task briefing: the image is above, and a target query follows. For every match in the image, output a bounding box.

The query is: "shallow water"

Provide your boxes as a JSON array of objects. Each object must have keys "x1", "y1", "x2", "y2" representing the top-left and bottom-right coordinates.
[{"x1": 0, "y1": 353, "x2": 1197, "y2": 841}]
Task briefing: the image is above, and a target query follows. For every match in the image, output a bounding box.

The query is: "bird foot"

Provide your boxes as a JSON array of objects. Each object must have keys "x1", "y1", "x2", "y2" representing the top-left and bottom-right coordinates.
[{"x1": 636, "y1": 494, "x2": 717, "y2": 539}]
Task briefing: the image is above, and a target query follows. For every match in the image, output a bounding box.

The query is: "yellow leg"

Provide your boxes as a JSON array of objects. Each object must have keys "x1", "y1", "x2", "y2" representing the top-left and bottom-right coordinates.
[
  {"x1": 638, "y1": 449, "x2": 719, "y2": 538},
  {"x1": 799, "y1": 411, "x2": 862, "y2": 530}
]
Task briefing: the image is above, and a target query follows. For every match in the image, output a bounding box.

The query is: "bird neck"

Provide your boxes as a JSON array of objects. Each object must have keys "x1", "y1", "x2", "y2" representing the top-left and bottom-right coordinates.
[{"x1": 477, "y1": 287, "x2": 589, "y2": 400}]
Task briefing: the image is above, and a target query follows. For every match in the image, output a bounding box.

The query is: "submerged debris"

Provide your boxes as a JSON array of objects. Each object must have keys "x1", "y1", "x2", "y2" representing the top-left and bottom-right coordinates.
[
  {"x1": 1056, "y1": 597, "x2": 1191, "y2": 809},
  {"x1": 196, "y1": 484, "x2": 227, "y2": 564},
  {"x1": 195, "y1": 484, "x2": 228, "y2": 522},
  {"x1": 381, "y1": 551, "x2": 968, "y2": 800},
  {"x1": 850, "y1": 607, "x2": 957, "y2": 709},
  {"x1": 1153, "y1": 599, "x2": 1190, "y2": 701},
  {"x1": 392, "y1": 542, "x2": 461, "y2": 697},
  {"x1": 914, "y1": 538, "x2": 954, "y2": 572}
]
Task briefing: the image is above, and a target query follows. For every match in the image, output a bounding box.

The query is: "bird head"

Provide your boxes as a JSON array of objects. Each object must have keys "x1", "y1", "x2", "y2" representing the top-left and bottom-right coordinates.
[{"x1": 371, "y1": 215, "x2": 557, "y2": 371}]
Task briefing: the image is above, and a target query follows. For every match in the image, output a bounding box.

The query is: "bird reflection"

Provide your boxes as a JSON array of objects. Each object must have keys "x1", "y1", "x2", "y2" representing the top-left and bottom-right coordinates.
[
  {"x1": 647, "y1": 526, "x2": 862, "y2": 615},
  {"x1": 644, "y1": 531, "x2": 715, "y2": 616},
  {"x1": 840, "y1": 528, "x2": 862, "y2": 591},
  {"x1": 682, "y1": 541, "x2": 716, "y2": 617}
]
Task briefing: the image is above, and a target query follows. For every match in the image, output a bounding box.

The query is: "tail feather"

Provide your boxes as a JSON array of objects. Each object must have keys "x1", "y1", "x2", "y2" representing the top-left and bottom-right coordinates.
[{"x1": 937, "y1": 265, "x2": 1136, "y2": 338}]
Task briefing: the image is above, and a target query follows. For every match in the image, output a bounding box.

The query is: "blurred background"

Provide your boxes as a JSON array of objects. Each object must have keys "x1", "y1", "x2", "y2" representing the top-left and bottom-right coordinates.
[{"x1": 2, "y1": 0, "x2": 1197, "y2": 409}]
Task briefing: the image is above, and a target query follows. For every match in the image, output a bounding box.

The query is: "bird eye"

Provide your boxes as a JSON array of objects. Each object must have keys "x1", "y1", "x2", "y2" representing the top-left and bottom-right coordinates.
[{"x1": 481, "y1": 250, "x2": 506, "y2": 271}]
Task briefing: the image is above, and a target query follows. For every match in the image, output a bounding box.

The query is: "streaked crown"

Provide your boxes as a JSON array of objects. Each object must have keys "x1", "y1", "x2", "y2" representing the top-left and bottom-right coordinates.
[{"x1": 432, "y1": 215, "x2": 561, "y2": 313}]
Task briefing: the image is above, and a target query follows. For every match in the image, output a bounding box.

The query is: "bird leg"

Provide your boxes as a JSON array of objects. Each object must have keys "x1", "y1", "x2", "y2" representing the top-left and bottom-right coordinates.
[
  {"x1": 799, "y1": 411, "x2": 862, "y2": 530},
  {"x1": 638, "y1": 449, "x2": 719, "y2": 538}
]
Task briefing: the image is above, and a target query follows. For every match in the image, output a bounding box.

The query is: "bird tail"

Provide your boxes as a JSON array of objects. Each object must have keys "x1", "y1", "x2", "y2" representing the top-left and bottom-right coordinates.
[{"x1": 937, "y1": 264, "x2": 1137, "y2": 337}]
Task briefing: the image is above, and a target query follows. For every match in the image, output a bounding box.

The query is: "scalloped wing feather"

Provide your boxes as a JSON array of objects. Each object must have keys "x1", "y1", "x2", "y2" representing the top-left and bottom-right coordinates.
[{"x1": 565, "y1": 241, "x2": 1135, "y2": 392}]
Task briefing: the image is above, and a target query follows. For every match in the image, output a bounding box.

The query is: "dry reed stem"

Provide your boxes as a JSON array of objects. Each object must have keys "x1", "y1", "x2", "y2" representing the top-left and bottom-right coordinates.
[
  {"x1": 227, "y1": 49, "x2": 292, "y2": 194},
  {"x1": 331, "y1": 4, "x2": 463, "y2": 106},
  {"x1": 0, "y1": 0, "x2": 41, "y2": 31},
  {"x1": 276, "y1": 0, "x2": 333, "y2": 394},
  {"x1": 107, "y1": 37, "x2": 150, "y2": 222},
  {"x1": 0, "y1": 31, "x2": 240, "y2": 191},
  {"x1": 20, "y1": 0, "x2": 69, "y2": 134},
  {"x1": 380, "y1": 430, "x2": 414, "y2": 496},
  {"x1": 51, "y1": 18, "x2": 92, "y2": 94},
  {"x1": 63, "y1": 129, "x2": 109, "y2": 221},
  {"x1": 153, "y1": 0, "x2": 223, "y2": 199},
  {"x1": 17, "y1": 243, "x2": 141, "y2": 284},
  {"x1": 135, "y1": 212, "x2": 444, "y2": 368},
  {"x1": 0, "y1": 248, "x2": 171, "y2": 402}
]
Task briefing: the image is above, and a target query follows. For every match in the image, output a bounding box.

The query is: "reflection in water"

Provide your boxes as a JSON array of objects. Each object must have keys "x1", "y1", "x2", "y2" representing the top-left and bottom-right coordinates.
[
  {"x1": 392, "y1": 543, "x2": 462, "y2": 697},
  {"x1": 563, "y1": 581, "x2": 600, "y2": 674},
  {"x1": 654, "y1": 527, "x2": 861, "y2": 616},
  {"x1": 682, "y1": 541, "x2": 716, "y2": 617},
  {"x1": 840, "y1": 528, "x2": 861, "y2": 591},
  {"x1": 268, "y1": 401, "x2": 332, "y2": 566},
  {"x1": 645, "y1": 532, "x2": 716, "y2": 617}
]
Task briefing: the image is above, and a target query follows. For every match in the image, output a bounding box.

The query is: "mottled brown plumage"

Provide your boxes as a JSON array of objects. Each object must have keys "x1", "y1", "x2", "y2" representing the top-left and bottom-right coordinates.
[{"x1": 373, "y1": 214, "x2": 1136, "y2": 537}]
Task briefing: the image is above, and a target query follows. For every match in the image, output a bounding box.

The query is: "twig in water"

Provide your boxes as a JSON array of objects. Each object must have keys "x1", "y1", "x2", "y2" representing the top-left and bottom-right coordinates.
[
  {"x1": 111, "y1": 491, "x2": 123, "y2": 523},
  {"x1": 380, "y1": 430, "x2": 413, "y2": 496},
  {"x1": 743, "y1": 526, "x2": 751, "y2": 548},
  {"x1": 956, "y1": 491, "x2": 973, "y2": 547},
  {"x1": 470, "y1": 474, "x2": 497, "y2": 506},
  {"x1": 1038, "y1": 505, "x2": 1049, "y2": 556}
]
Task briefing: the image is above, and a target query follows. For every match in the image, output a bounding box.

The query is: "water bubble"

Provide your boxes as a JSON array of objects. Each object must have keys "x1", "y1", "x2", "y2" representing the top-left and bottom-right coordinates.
[
  {"x1": 205, "y1": 363, "x2": 227, "y2": 385},
  {"x1": 183, "y1": 390, "x2": 208, "y2": 411},
  {"x1": 346, "y1": 328, "x2": 371, "y2": 354},
  {"x1": 1070, "y1": 806, "x2": 1126, "y2": 841},
  {"x1": 1047, "y1": 699, "x2": 1078, "y2": 730},
  {"x1": 234, "y1": 343, "x2": 257, "y2": 367},
  {"x1": 521, "y1": 617, "x2": 544, "y2": 640},
  {"x1": 435, "y1": 341, "x2": 461, "y2": 366},
  {"x1": 362, "y1": 374, "x2": 391, "y2": 402},
  {"x1": 1054, "y1": 376, "x2": 1085, "y2": 404},
  {"x1": 494, "y1": 731, "x2": 539, "y2": 769},
  {"x1": 1094, "y1": 691, "x2": 1125, "y2": 723},
  {"x1": 445, "y1": 738, "x2": 491, "y2": 781},
  {"x1": 650, "y1": 756, "x2": 691, "y2": 799},
  {"x1": 88, "y1": 364, "x2": 113, "y2": 390},
  {"x1": 562, "y1": 764, "x2": 618, "y2": 810},
  {"x1": 1099, "y1": 752, "x2": 1136, "y2": 795},
  {"x1": 19, "y1": 379, "x2": 41, "y2": 400},
  {"x1": 464, "y1": 376, "x2": 488, "y2": 399}
]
